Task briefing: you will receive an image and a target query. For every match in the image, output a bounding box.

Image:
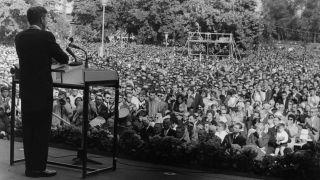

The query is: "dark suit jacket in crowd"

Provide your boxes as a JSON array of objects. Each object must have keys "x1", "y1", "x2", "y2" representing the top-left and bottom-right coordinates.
[
  {"x1": 140, "y1": 126, "x2": 155, "y2": 142},
  {"x1": 192, "y1": 93, "x2": 204, "y2": 111},
  {"x1": 15, "y1": 28, "x2": 68, "y2": 111},
  {"x1": 246, "y1": 132, "x2": 270, "y2": 149},
  {"x1": 222, "y1": 132, "x2": 247, "y2": 148},
  {"x1": 291, "y1": 93, "x2": 303, "y2": 104},
  {"x1": 264, "y1": 89, "x2": 273, "y2": 103},
  {"x1": 160, "y1": 128, "x2": 177, "y2": 138},
  {"x1": 96, "y1": 103, "x2": 109, "y2": 120}
]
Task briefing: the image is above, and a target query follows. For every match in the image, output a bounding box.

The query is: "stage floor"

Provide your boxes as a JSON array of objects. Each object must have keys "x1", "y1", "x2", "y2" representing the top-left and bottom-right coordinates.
[{"x1": 0, "y1": 139, "x2": 266, "y2": 180}]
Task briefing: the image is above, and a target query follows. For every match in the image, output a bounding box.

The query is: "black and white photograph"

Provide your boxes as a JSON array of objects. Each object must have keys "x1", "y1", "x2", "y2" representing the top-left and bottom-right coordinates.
[{"x1": 0, "y1": 0, "x2": 320, "y2": 179}]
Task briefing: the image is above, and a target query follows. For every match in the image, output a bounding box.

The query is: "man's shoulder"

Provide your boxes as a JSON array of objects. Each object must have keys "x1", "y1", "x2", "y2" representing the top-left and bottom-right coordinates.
[{"x1": 15, "y1": 29, "x2": 54, "y2": 42}]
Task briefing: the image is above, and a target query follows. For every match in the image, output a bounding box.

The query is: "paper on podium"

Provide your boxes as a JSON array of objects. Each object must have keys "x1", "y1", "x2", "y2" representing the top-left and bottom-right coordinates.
[
  {"x1": 51, "y1": 64, "x2": 119, "y2": 85},
  {"x1": 51, "y1": 64, "x2": 85, "y2": 84}
]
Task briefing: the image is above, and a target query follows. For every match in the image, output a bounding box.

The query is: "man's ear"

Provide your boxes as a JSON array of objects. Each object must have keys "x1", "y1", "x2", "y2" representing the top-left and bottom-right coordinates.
[{"x1": 40, "y1": 16, "x2": 46, "y2": 29}]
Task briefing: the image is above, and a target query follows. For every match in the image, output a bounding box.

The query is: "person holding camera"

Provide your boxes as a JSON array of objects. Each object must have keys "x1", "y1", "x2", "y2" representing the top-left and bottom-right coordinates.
[{"x1": 52, "y1": 91, "x2": 73, "y2": 127}]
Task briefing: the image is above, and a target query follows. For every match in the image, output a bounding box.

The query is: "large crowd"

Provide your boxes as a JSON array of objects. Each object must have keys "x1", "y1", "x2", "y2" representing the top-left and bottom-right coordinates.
[{"x1": 1, "y1": 41, "x2": 320, "y2": 157}]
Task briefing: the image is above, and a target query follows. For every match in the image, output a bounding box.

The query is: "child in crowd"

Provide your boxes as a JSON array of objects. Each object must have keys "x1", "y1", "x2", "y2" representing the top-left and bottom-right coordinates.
[{"x1": 273, "y1": 123, "x2": 289, "y2": 156}]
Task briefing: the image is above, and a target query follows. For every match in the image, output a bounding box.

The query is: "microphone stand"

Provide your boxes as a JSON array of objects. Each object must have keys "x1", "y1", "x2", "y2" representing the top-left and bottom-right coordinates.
[
  {"x1": 68, "y1": 46, "x2": 89, "y2": 68},
  {"x1": 67, "y1": 45, "x2": 101, "y2": 165}
]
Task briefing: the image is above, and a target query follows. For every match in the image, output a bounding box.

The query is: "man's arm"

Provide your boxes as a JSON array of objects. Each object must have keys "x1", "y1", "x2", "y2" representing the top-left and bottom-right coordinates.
[{"x1": 47, "y1": 32, "x2": 69, "y2": 64}]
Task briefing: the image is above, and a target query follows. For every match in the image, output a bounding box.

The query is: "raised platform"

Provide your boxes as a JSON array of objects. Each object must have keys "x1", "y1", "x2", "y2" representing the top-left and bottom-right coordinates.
[{"x1": 0, "y1": 139, "x2": 264, "y2": 180}]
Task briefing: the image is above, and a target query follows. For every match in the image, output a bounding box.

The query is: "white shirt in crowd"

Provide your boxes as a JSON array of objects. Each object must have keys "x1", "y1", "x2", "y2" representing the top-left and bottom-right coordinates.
[
  {"x1": 130, "y1": 95, "x2": 140, "y2": 109},
  {"x1": 215, "y1": 130, "x2": 228, "y2": 142},
  {"x1": 276, "y1": 130, "x2": 289, "y2": 144},
  {"x1": 308, "y1": 95, "x2": 320, "y2": 108},
  {"x1": 227, "y1": 95, "x2": 238, "y2": 107},
  {"x1": 253, "y1": 91, "x2": 266, "y2": 104}
]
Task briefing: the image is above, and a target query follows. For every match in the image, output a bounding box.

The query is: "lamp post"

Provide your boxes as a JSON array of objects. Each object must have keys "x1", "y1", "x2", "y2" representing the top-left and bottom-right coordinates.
[{"x1": 100, "y1": 0, "x2": 108, "y2": 58}]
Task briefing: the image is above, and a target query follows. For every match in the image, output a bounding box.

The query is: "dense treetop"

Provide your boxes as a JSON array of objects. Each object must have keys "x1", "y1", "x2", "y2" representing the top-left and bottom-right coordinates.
[{"x1": 1, "y1": 0, "x2": 320, "y2": 49}]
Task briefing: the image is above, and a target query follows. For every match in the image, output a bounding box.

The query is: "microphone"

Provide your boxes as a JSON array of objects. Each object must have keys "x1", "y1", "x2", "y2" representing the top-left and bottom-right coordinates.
[
  {"x1": 66, "y1": 47, "x2": 77, "y2": 61},
  {"x1": 67, "y1": 37, "x2": 88, "y2": 68},
  {"x1": 66, "y1": 45, "x2": 83, "y2": 66},
  {"x1": 68, "y1": 37, "x2": 82, "y2": 50}
]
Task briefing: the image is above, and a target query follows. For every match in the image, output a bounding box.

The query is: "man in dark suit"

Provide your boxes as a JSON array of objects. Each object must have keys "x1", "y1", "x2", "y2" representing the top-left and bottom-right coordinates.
[
  {"x1": 94, "y1": 94, "x2": 109, "y2": 120},
  {"x1": 15, "y1": 6, "x2": 68, "y2": 177},
  {"x1": 140, "y1": 117, "x2": 155, "y2": 142},
  {"x1": 160, "y1": 118, "x2": 177, "y2": 137},
  {"x1": 291, "y1": 86, "x2": 302, "y2": 104},
  {"x1": 222, "y1": 123, "x2": 247, "y2": 148},
  {"x1": 277, "y1": 91, "x2": 290, "y2": 110}
]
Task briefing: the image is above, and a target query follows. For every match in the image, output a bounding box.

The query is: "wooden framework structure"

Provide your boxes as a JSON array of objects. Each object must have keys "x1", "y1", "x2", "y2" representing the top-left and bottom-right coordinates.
[{"x1": 187, "y1": 32, "x2": 234, "y2": 58}]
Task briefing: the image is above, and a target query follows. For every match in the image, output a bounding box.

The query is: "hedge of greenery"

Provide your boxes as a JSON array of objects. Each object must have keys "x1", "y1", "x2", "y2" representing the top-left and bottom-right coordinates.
[{"x1": 15, "y1": 126, "x2": 320, "y2": 179}]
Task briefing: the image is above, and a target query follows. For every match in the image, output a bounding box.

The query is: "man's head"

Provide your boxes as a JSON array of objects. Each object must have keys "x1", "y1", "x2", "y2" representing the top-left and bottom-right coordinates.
[
  {"x1": 125, "y1": 85, "x2": 133, "y2": 94},
  {"x1": 104, "y1": 92, "x2": 111, "y2": 103},
  {"x1": 277, "y1": 123, "x2": 285, "y2": 132},
  {"x1": 217, "y1": 121, "x2": 226, "y2": 132},
  {"x1": 281, "y1": 91, "x2": 287, "y2": 99},
  {"x1": 149, "y1": 90, "x2": 156, "y2": 100},
  {"x1": 72, "y1": 89, "x2": 79, "y2": 97},
  {"x1": 0, "y1": 86, "x2": 9, "y2": 98},
  {"x1": 95, "y1": 95, "x2": 104, "y2": 106},
  {"x1": 233, "y1": 123, "x2": 242, "y2": 133},
  {"x1": 163, "y1": 118, "x2": 171, "y2": 130},
  {"x1": 27, "y1": 6, "x2": 48, "y2": 30}
]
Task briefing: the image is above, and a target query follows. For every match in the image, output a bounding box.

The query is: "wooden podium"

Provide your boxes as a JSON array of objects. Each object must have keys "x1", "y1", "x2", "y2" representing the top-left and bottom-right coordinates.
[
  {"x1": 10, "y1": 64, "x2": 120, "y2": 178},
  {"x1": 51, "y1": 64, "x2": 119, "y2": 85}
]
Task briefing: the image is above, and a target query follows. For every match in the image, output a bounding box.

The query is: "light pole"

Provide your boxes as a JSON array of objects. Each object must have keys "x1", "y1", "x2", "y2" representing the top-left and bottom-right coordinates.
[
  {"x1": 100, "y1": 0, "x2": 108, "y2": 58},
  {"x1": 164, "y1": 32, "x2": 168, "y2": 48}
]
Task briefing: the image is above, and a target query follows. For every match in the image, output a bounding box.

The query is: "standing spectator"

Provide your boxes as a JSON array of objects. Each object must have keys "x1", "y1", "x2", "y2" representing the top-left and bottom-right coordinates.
[
  {"x1": 147, "y1": 90, "x2": 160, "y2": 117},
  {"x1": 52, "y1": 91, "x2": 73, "y2": 127}
]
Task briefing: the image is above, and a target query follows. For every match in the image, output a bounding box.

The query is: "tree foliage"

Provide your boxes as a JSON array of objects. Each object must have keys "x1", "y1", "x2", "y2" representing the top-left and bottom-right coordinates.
[
  {"x1": 262, "y1": 0, "x2": 320, "y2": 42},
  {"x1": 72, "y1": 0, "x2": 263, "y2": 50},
  {"x1": 0, "y1": 0, "x2": 30, "y2": 44},
  {"x1": 3, "y1": 0, "x2": 320, "y2": 48},
  {"x1": 0, "y1": 0, "x2": 71, "y2": 45}
]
